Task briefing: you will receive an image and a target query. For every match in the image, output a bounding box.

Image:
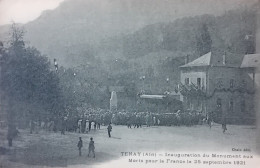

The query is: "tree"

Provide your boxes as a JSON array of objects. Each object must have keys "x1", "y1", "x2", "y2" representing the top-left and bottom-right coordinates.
[
  {"x1": 1, "y1": 23, "x2": 64, "y2": 137},
  {"x1": 196, "y1": 24, "x2": 212, "y2": 56}
]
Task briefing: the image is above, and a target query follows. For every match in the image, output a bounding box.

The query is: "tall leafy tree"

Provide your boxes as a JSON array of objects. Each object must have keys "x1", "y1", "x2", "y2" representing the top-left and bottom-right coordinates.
[{"x1": 1, "y1": 23, "x2": 64, "y2": 137}]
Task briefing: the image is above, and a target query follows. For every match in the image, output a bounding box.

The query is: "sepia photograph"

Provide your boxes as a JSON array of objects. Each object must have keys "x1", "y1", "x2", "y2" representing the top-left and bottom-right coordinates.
[{"x1": 0, "y1": 0, "x2": 260, "y2": 167}]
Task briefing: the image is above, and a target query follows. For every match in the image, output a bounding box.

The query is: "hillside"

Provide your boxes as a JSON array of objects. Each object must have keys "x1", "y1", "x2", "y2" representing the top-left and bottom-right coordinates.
[
  {"x1": 0, "y1": 0, "x2": 256, "y2": 67},
  {"x1": 0, "y1": 1, "x2": 257, "y2": 94}
]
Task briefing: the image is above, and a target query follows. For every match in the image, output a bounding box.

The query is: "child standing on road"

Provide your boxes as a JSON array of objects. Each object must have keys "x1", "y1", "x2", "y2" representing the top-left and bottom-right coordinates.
[
  {"x1": 88, "y1": 137, "x2": 95, "y2": 158},
  {"x1": 77, "y1": 137, "x2": 83, "y2": 156}
]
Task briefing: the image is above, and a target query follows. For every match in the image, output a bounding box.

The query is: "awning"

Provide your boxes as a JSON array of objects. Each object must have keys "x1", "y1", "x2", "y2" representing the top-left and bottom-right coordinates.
[{"x1": 140, "y1": 95, "x2": 166, "y2": 100}]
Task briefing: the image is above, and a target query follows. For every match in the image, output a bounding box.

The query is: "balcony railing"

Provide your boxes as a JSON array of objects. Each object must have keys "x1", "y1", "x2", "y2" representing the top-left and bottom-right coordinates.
[
  {"x1": 179, "y1": 82, "x2": 256, "y2": 99},
  {"x1": 179, "y1": 83, "x2": 207, "y2": 98}
]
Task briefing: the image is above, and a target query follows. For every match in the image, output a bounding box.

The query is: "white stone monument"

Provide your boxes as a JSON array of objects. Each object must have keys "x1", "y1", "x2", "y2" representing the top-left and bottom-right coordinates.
[{"x1": 110, "y1": 91, "x2": 117, "y2": 112}]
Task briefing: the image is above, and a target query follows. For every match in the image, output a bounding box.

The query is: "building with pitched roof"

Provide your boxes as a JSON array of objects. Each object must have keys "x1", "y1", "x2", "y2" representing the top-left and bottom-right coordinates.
[{"x1": 179, "y1": 51, "x2": 256, "y2": 124}]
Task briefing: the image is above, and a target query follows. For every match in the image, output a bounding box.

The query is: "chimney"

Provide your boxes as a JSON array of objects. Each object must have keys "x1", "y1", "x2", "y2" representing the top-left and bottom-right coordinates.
[
  {"x1": 222, "y1": 53, "x2": 226, "y2": 65},
  {"x1": 185, "y1": 55, "x2": 190, "y2": 64}
]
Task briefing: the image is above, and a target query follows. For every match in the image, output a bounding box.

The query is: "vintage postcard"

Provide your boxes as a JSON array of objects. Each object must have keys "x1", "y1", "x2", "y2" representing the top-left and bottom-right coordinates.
[{"x1": 0, "y1": 0, "x2": 260, "y2": 168}]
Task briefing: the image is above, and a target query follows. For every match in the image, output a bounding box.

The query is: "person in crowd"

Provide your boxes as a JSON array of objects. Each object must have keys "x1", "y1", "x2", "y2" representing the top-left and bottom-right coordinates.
[
  {"x1": 207, "y1": 116, "x2": 213, "y2": 129},
  {"x1": 222, "y1": 118, "x2": 227, "y2": 133},
  {"x1": 78, "y1": 119, "x2": 82, "y2": 133},
  {"x1": 97, "y1": 122, "x2": 101, "y2": 129},
  {"x1": 136, "y1": 114, "x2": 142, "y2": 128},
  {"x1": 88, "y1": 137, "x2": 95, "y2": 158},
  {"x1": 145, "y1": 113, "x2": 149, "y2": 127},
  {"x1": 61, "y1": 118, "x2": 66, "y2": 135},
  {"x1": 91, "y1": 121, "x2": 95, "y2": 131},
  {"x1": 85, "y1": 120, "x2": 89, "y2": 133},
  {"x1": 107, "y1": 123, "x2": 112, "y2": 138},
  {"x1": 77, "y1": 137, "x2": 83, "y2": 156},
  {"x1": 29, "y1": 120, "x2": 35, "y2": 134},
  {"x1": 94, "y1": 122, "x2": 97, "y2": 130},
  {"x1": 89, "y1": 120, "x2": 92, "y2": 131},
  {"x1": 127, "y1": 119, "x2": 131, "y2": 129},
  {"x1": 7, "y1": 125, "x2": 19, "y2": 147},
  {"x1": 147, "y1": 112, "x2": 152, "y2": 127}
]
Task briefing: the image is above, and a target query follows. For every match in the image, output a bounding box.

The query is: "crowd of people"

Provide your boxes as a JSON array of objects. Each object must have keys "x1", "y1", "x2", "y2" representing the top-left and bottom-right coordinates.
[
  {"x1": 60, "y1": 108, "x2": 207, "y2": 135},
  {"x1": 27, "y1": 107, "x2": 227, "y2": 137},
  {"x1": 5, "y1": 107, "x2": 228, "y2": 159}
]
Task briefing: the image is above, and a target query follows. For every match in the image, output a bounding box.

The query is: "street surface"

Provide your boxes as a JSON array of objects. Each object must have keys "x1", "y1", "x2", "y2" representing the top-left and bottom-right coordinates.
[{"x1": 0, "y1": 124, "x2": 258, "y2": 168}]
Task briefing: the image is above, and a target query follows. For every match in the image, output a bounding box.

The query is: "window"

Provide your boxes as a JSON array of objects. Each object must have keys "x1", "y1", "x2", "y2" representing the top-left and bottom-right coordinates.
[
  {"x1": 197, "y1": 78, "x2": 201, "y2": 88},
  {"x1": 230, "y1": 79, "x2": 234, "y2": 88},
  {"x1": 229, "y1": 99, "x2": 234, "y2": 113},
  {"x1": 217, "y1": 98, "x2": 222, "y2": 108},
  {"x1": 185, "y1": 78, "x2": 189, "y2": 85},
  {"x1": 201, "y1": 78, "x2": 205, "y2": 90}
]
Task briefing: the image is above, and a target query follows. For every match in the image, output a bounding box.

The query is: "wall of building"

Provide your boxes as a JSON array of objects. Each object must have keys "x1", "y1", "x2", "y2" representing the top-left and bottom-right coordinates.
[
  {"x1": 180, "y1": 67, "x2": 207, "y2": 88},
  {"x1": 180, "y1": 67, "x2": 208, "y2": 115},
  {"x1": 207, "y1": 67, "x2": 254, "y2": 124},
  {"x1": 207, "y1": 66, "x2": 241, "y2": 94},
  {"x1": 206, "y1": 91, "x2": 254, "y2": 123},
  {"x1": 180, "y1": 66, "x2": 255, "y2": 124}
]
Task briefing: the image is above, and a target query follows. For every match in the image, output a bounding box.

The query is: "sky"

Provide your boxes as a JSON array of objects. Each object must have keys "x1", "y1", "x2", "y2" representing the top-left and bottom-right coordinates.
[
  {"x1": 0, "y1": 0, "x2": 64, "y2": 25},
  {"x1": 0, "y1": 0, "x2": 257, "y2": 26}
]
